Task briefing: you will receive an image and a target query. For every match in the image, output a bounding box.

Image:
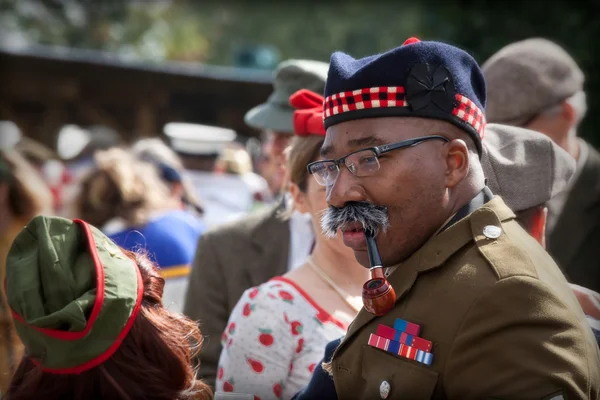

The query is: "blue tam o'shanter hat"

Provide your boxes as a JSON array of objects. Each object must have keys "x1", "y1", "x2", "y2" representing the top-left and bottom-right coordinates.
[{"x1": 323, "y1": 37, "x2": 487, "y2": 155}]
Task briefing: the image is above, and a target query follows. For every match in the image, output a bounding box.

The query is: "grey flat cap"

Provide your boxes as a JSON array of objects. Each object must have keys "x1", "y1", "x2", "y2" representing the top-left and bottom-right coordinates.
[
  {"x1": 482, "y1": 123, "x2": 576, "y2": 212},
  {"x1": 482, "y1": 38, "x2": 584, "y2": 126},
  {"x1": 244, "y1": 59, "x2": 329, "y2": 134}
]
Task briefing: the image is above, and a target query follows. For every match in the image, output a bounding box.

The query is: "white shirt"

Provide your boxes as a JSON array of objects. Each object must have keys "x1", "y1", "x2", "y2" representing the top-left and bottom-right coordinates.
[
  {"x1": 287, "y1": 209, "x2": 315, "y2": 271},
  {"x1": 185, "y1": 170, "x2": 259, "y2": 227}
]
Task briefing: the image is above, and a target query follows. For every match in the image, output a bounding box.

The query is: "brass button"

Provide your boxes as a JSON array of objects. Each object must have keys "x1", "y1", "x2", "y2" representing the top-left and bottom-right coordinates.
[{"x1": 483, "y1": 225, "x2": 502, "y2": 239}]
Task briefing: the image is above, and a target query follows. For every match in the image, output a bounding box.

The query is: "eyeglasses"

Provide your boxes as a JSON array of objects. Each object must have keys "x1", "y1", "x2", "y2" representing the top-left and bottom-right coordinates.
[{"x1": 307, "y1": 135, "x2": 449, "y2": 187}]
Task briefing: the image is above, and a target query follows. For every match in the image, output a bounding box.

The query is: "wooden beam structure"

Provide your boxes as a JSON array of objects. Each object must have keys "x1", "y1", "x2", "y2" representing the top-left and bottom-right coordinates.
[{"x1": 0, "y1": 44, "x2": 273, "y2": 150}]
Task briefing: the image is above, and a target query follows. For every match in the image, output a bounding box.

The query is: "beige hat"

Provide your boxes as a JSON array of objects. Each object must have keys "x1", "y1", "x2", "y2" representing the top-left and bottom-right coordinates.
[
  {"x1": 482, "y1": 123, "x2": 576, "y2": 212},
  {"x1": 244, "y1": 59, "x2": 329, "y2": 134},
  {"x1": 482, "y1": 38, "x2": 584, "y2": 126},
  {"x1": 163, "y1": 122, "x2": 236, "y2": 156}
]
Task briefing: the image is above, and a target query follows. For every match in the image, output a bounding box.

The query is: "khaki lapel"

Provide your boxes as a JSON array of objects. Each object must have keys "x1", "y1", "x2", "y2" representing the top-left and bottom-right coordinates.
[
  {"x1": 246, "y1": 203, "x2": 291, "y2": 287},
  {"x1": 335, "y1": 196, "x2": 515, "y2": 356},
  {"x1": 549, "y1": 147, "x2": 600, "y2": 271}
]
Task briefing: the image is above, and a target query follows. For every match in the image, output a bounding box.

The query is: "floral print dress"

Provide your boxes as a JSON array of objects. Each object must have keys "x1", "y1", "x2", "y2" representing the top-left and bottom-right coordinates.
[{"x1": 216, "y1": 277, "x2": 348, "y2": 400}]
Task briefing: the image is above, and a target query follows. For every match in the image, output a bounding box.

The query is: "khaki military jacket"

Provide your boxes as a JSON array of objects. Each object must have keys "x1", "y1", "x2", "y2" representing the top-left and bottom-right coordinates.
[{"x1": 332, "y1": 197, "x2": 600, "y2": 400}]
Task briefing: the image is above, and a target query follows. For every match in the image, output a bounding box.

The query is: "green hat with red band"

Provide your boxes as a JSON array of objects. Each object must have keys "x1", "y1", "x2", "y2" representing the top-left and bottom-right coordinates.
[{"x1": 5, "y1": 216, "x2": 144, "y2": 374}]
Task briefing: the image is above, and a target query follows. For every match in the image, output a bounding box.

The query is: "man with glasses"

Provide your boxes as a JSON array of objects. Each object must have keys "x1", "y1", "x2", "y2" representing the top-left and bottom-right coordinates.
[{"x1": 309, "y1": 38, "x2": 600, "y2": 399}]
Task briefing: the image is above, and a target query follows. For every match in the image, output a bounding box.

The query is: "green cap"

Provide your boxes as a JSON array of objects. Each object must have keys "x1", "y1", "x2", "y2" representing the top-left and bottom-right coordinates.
[
  {"x1": 6, "y1": 216, "x2": 143, "y2": 374},
  {"x1": 244, "y1": 59, "x2": 329, "y2": 134}
]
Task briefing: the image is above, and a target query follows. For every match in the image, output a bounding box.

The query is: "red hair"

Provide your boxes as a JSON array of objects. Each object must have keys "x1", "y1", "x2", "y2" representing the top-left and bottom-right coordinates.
[{"x1": 5, "y1": 250, "x2": 212, "y2": 400}]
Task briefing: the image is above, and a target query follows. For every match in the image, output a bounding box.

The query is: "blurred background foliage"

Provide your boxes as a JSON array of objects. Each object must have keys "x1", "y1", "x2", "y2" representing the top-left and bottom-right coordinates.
[{"x1": 0, "y1": 0, "x2": 598, "y2": 146}]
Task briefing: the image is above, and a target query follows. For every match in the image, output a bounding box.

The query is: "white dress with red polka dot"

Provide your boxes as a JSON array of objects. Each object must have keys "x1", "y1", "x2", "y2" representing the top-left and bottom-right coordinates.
[{"x1": 216, "y1": 277, "x2": 348, "y2": 400}]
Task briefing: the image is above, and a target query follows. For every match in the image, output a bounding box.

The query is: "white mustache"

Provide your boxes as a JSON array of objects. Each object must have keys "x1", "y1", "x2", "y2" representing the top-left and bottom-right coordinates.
[{"x1": 320, "y1": 202, "x2": 390, "y2": 239}]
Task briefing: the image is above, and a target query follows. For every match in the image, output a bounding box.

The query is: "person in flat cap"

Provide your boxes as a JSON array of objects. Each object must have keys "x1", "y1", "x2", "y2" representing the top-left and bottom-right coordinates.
[
  {"x1": 482, "y1": 124, "x2": 600, "y2": 324},
  {"x1": 306, "y1": 38, "x2": 599, "y2": 399},
  {"x1": 246, "y1": 59, "x2": 330, "y2": 198},
  {"x1": 182, "y1": 59, "x2": 328, "y2": 389},
  {"x1": 4, "y1": 216, "x2": 212, "y2": 400},
  {"x1": 481, "y1": 123, "x2": 575, "y2": 246},
  {"x1": 483, "y1": 37, "x2": 600, "y2": 294}
]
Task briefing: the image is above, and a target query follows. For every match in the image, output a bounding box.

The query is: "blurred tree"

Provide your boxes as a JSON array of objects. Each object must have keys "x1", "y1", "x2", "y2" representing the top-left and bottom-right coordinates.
[
  {"x1": 0, "y1": 0, "x2": 215, "y2": 62},
  {"x1": 0, "y1": 0, "x2": 598, "y2": 145},
  {"x1": 421, "y1": 0, "x2": 600, "y2": 147},
  {"x1": 0, "y1": 0, "x2": 130, "y2": 49},
  {"x1": 190, "y1": 1, "x2": 424, "y2": 64},
  {"x1": 233, "y1": 45, "x2": 280, "y2": 69}
]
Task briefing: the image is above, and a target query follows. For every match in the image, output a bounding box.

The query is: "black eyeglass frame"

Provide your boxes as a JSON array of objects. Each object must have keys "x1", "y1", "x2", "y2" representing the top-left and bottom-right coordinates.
[{"x1": 306, "y1": 135, "x2": 450, "y2": 182}]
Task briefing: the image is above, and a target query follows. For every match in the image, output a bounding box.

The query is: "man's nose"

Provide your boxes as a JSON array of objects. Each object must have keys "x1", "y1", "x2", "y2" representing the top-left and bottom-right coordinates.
[{"x1": 326, "y1": 168, "x2": 366, "y2": 208}]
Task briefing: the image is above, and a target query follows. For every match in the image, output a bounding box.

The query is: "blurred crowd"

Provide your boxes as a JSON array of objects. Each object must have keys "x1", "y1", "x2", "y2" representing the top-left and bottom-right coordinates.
[
  {"x1": 1, "y1": 116, "x2": 291, "y2": 306},
  {"x1": 0, "y1": 36, "x2": 599, "y2": 400}
]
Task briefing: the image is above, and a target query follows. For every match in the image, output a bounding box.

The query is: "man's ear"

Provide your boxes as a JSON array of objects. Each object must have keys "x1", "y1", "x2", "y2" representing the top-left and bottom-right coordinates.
[
  {"x1": 561, "y1": 100, "x2": 578, "y2": 129},
  {"x1": 528, "y1": 206, "x2": 548, "y2": 249},
  {"x1": 444, "y1": 139, "x2": 470, "y2": 189},
  {"x1": 289, "y1": 182, "x2": 308, "y2": 214}
]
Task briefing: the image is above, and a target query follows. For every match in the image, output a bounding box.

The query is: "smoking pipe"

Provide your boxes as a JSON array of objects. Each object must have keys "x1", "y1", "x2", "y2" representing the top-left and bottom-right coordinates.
[{"x1": 362, "y1": 230, "x2": 396, "y2": 316}]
